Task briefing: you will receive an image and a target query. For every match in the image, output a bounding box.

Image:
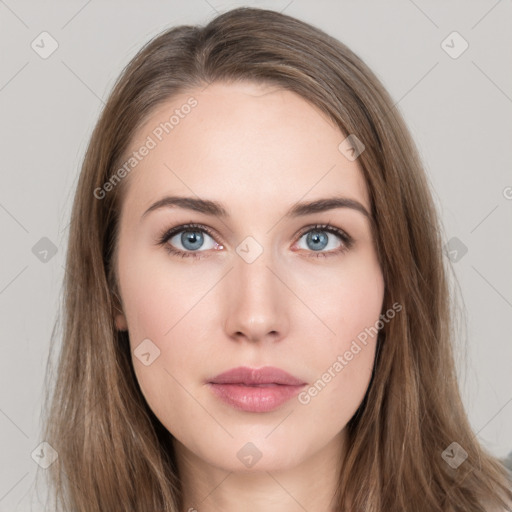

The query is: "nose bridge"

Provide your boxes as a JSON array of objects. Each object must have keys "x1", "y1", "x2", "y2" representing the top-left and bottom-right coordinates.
[{"x1": 224, "y1": 234, "x2": 288, "y2": 342}]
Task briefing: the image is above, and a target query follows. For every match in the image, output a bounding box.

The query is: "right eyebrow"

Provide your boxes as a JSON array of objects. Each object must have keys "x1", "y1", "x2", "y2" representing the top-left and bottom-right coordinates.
[{"x1": 141, "y1": 196, "x2": 228, "y2": 220}]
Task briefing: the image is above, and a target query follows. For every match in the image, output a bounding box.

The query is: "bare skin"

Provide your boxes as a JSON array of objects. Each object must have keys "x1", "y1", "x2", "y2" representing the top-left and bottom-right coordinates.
[{"x1": 114, "y1": 80, "x2": 385, "y2": 512}]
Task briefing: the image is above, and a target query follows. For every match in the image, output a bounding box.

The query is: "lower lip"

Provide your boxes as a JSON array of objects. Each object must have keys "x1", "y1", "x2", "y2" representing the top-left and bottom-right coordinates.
[{"x1": 207, "y1": 383, "x2": 306, "y2": 412}]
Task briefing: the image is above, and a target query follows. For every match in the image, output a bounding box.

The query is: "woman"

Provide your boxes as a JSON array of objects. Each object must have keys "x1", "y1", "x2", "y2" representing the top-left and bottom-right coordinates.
[{"x1": 41, "y1": 7, "x2": 512, "y2": 511}]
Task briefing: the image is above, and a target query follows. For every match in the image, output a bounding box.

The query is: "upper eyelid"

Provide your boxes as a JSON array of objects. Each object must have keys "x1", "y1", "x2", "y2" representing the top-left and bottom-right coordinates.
[
  {"x1": 161, "y1": 223, "x2": 220, "y2": 244},
  {"x1": 160, "y1": 222, "x2": 351, "y2": 248}
]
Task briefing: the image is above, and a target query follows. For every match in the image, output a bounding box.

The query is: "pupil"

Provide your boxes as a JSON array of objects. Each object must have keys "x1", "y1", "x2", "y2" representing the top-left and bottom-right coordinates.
[
  {"x1": 308, "y1": 231, "x2": 328, "y2": 251},
  {"x1": 182, "y1": 231, "x2": 203, "y2": 250}
]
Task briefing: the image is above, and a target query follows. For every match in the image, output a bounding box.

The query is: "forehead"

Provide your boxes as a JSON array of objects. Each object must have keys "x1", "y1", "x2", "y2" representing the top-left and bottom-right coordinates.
[{"x1": 121, "y1": 81, "x2": 370, "y2": 217}]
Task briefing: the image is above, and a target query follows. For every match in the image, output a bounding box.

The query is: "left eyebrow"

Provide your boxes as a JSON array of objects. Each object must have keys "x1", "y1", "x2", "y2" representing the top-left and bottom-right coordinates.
[
  {"x1": 285, "y1": 197, "x2": 370, "y2": 220},
  {"x1": 140, "y1": 195, "x2": 371, "y2": 221}
]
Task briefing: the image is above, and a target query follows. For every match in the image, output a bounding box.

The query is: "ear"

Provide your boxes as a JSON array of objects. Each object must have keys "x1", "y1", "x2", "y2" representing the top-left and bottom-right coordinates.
[
  {"x1": 114, "y1": 311, "x2": 128, "y2": 331},
  {"x1": 111, "y1": 286, "x2": 128, "y2": 331}
]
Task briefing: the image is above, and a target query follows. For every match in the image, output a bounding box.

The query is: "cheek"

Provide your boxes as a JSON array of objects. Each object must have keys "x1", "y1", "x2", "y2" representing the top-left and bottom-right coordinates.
[
  {"x1": 333, "y1": 266, "x2": 384, "y2": 347},
  {"x1": 293, "y1": 269, "x2": 383, "y2": 431},
  {"x1": 294, "y1": 249, "x2": 384, "y2": 354},
  {"x1": 117, "y1": 250, "x2": 217, "y2": 429},
  {"x1": 118, "y1": 244, "x2": 208, "y2": 342},
  {"x1": 291, "y1": 251, "x2": 384, "y2": 411}
]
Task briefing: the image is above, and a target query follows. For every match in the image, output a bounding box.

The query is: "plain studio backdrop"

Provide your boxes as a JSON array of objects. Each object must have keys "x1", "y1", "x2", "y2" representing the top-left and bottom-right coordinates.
[{"x1": 0, "y1": 1, "x2": 511, "y2": 510}]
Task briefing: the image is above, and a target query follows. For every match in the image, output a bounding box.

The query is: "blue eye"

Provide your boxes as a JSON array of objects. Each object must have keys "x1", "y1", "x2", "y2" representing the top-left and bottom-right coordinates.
[
  {"x1": 295, "y1": 224, "x2": 353, "y2": 258},
  {"x1": 157, "y1": 223, "x2": 353, "y2": 259},
  {"x1": 170, "y1": 229, "x2": 215, "y2": 252},
  {"x1": 158, "y1": 223, "x2": 220, "y2": 259}
]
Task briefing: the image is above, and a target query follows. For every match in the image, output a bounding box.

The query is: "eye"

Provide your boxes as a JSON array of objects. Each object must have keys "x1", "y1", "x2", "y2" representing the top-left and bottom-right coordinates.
[
  {"x1": 157, "y1": 223, "x2": 222, "y2": 259},
  {"x1": 157, "y1": 222, "x2": 353, "y2": 259},
  {"x1": 294, "y1": 223, "x2": 353, "y2": 258}
]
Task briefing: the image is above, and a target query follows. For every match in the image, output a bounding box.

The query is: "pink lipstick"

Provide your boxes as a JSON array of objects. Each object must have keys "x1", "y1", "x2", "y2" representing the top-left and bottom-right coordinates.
[{"x1": 207, "y1": 366, "x2": 307, "y2": 413}]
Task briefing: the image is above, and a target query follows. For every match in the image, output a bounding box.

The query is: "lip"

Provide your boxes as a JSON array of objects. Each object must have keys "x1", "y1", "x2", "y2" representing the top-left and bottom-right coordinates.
[{"x1": 207, "y1": 366, "x2": 307, "y2": 413}]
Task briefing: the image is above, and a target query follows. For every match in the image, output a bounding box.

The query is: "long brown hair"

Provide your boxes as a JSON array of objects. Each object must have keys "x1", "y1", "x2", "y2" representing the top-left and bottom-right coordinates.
[{"x1": 41, "y1": 7, "x2": 512, "y2": 511}]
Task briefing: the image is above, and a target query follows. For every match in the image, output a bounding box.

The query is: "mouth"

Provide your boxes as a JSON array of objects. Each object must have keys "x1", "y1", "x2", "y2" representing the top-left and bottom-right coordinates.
[{"x1": 207, "y1": 366, "x2": 307, "y2": 413}]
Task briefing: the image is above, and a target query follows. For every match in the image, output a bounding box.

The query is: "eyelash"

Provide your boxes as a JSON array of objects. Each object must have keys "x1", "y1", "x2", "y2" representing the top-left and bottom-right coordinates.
[{"x1": 156, "y1": 222, "x2": 353, "y2": 260}]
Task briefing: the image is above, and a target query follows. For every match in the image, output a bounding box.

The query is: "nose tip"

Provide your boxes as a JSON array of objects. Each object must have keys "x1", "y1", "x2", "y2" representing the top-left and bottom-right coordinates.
[{"x1": 223, "y1": 256, "x2": 288, "y2": 344}]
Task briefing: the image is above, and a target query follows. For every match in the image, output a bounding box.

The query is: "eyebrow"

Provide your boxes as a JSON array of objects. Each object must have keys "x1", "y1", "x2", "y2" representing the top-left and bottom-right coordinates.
[{"x1": 141, "y1": 195, "x2": 371, "y2": 222}]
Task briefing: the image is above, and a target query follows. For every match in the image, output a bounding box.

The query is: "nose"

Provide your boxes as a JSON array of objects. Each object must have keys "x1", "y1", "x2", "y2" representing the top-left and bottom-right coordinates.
[{"x1": 223, "y1": 246, "x2": 289, "y2": 344}]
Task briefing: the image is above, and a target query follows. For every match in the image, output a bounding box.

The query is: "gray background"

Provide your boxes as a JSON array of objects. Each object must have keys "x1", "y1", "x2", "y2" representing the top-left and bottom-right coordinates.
[{"x1": 1, "y1": 0, "x2": 511, "y2": 509}]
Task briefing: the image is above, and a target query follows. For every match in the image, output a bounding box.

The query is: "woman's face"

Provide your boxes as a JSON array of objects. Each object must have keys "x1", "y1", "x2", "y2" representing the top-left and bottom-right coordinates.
[{"x1": 114, "y1": 81, "x2": 384, "y2": 472}]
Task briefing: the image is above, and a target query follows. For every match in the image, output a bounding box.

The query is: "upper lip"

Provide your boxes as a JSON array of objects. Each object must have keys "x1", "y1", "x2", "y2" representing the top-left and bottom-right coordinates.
[{"x1": 208, "y1": 366, "x2": 306, "y2": 386}]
